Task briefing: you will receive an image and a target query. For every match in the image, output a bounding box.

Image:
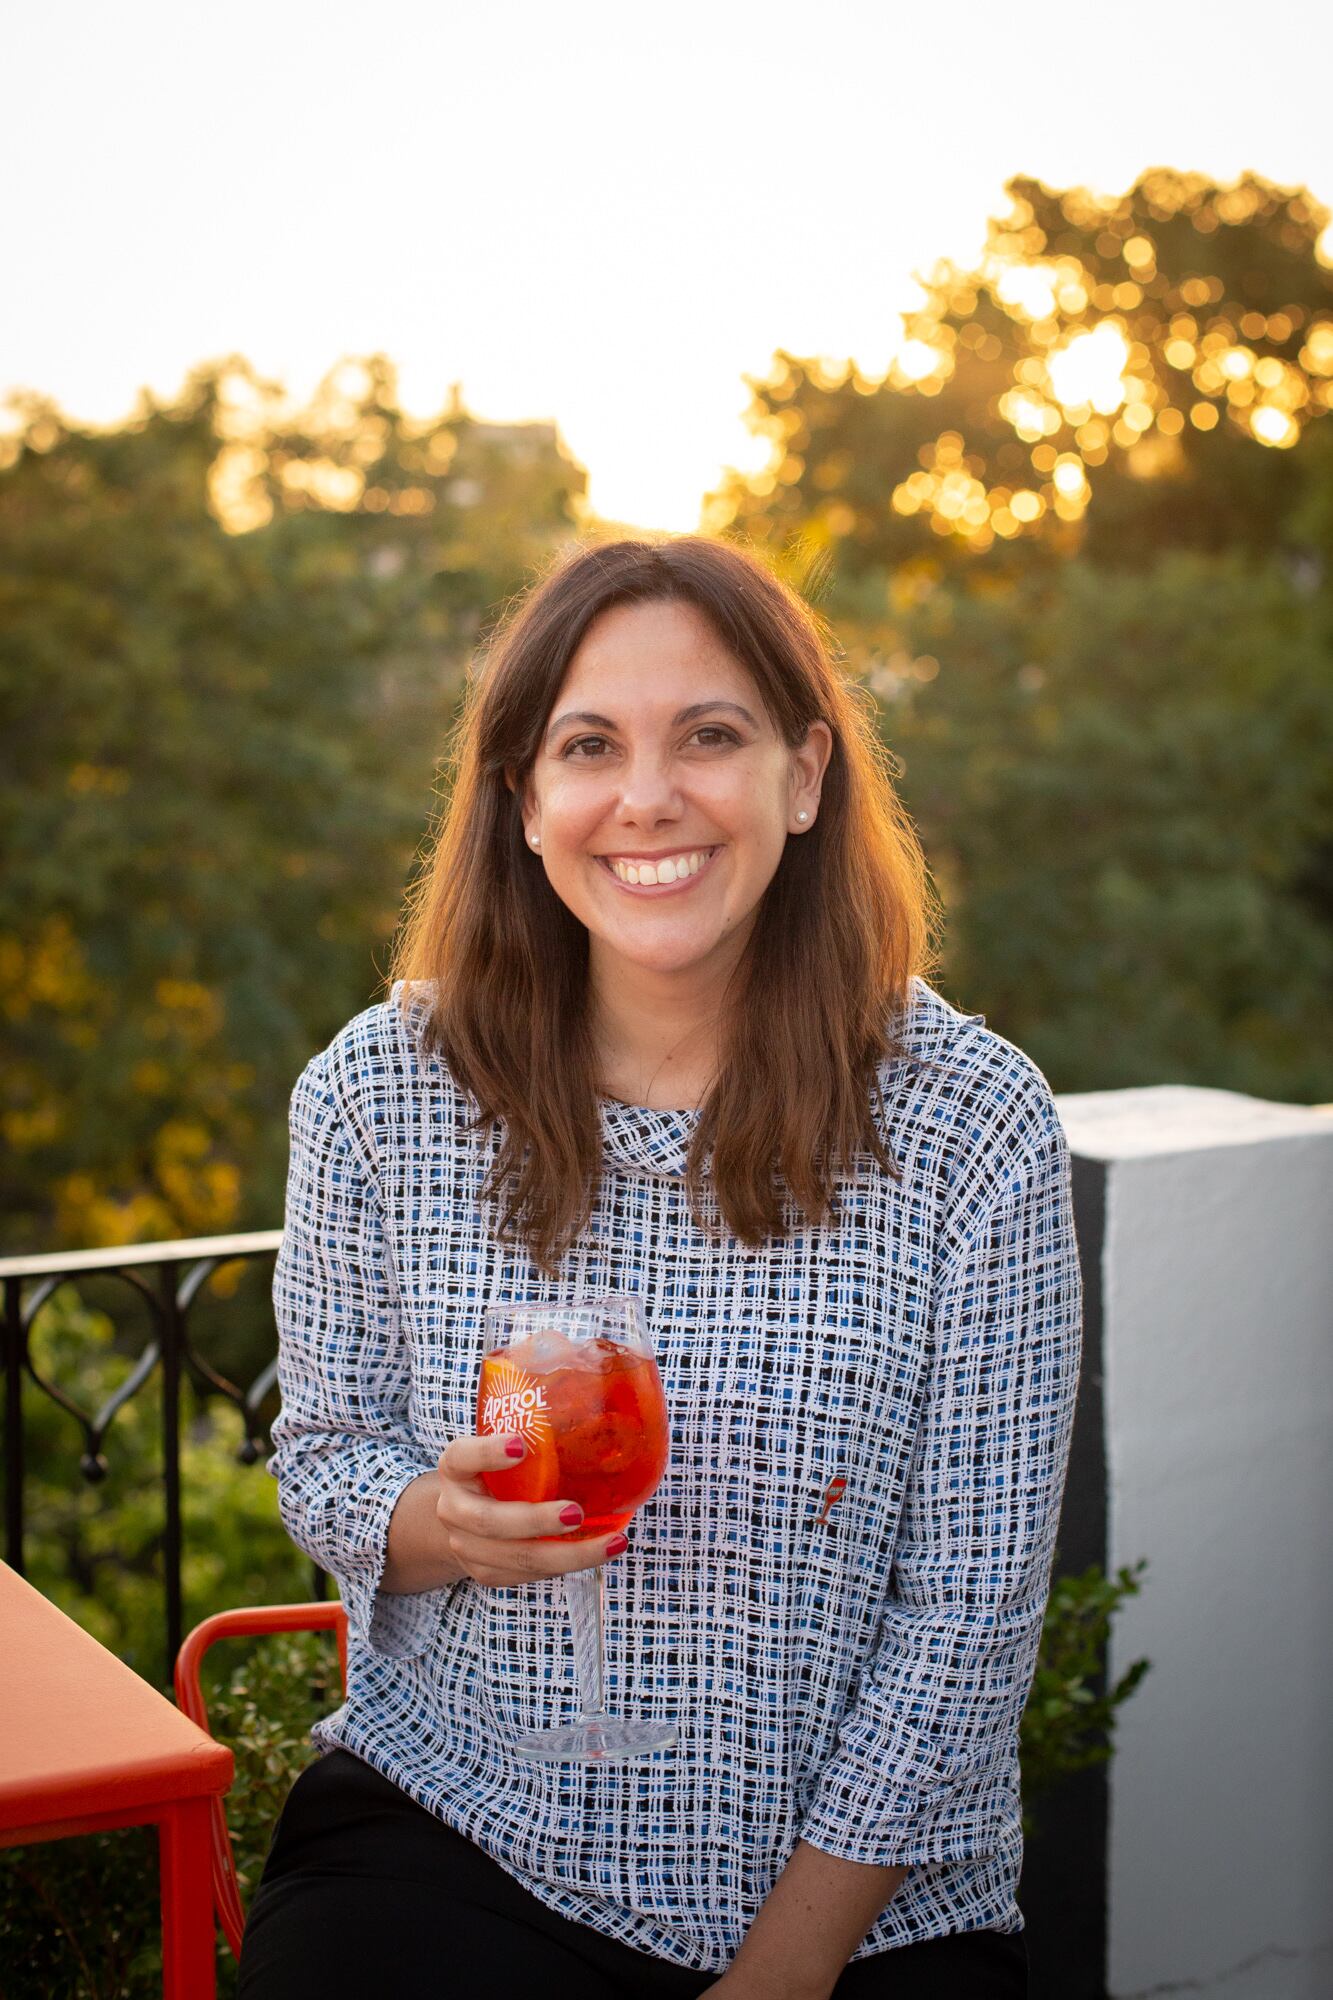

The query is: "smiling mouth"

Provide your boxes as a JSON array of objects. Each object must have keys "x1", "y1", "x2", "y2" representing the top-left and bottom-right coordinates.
[{"x1": 596, "y1": 845, "x2": 721, "y2": 891}]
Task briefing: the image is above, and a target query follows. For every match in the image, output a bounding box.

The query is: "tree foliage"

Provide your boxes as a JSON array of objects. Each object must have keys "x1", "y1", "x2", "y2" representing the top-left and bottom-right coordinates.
[
  {"x1": 0, "y1": 359, "x2": 586, "y2": 1257},
  {"x1": 706, "y1": 169, "x2": 1333, "y2": 581},
  {"x1": 863, "y1": 551, "x2": 1333, "y2": 1098},
  {"x1": 699, "y1": 169, "x2": 1333, "y2": 1101}
]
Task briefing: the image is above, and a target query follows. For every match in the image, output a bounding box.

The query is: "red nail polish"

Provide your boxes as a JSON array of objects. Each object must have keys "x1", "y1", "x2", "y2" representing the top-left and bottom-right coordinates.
[
  {"x1": 605, "y1": 1533, "x2": 628, "y2": 1556},
  {"x1": 504, "y1": 1439, "x2": 525, "y2": 1459},
  {"x1": 559, "y1": 1504, "x2": 583, "y2": 1526}
]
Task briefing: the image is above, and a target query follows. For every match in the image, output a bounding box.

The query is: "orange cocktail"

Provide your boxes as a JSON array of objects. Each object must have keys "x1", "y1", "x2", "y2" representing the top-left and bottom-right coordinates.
[
  {"x1": 477, "y1": 1328, "x2": 668, "y2": 1540},
  {"x1": 476, "y1": 1296, "x2": 676, "y2": 1762}
]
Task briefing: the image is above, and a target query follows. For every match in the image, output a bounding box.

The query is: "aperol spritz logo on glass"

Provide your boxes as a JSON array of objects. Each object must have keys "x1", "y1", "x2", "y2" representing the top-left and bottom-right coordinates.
[{"x1": 479, "y1": 1358, "x2": 552, "y2": 1443}]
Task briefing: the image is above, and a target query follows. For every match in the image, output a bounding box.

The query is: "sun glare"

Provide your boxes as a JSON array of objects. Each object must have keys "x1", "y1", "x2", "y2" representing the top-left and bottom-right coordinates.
[
  {"x1": 1047, "y1": 322, "x2": 1131, "y2": 415},
  {"x1": 995, "y1": 263, "x2": 1059, "y2": 321},
  {"x1": 1250, "y1": 404, "x2": 1298, "y2": 447},
  {"x1": 898, "y1": 339, "x2": 944, "y2": 382}
]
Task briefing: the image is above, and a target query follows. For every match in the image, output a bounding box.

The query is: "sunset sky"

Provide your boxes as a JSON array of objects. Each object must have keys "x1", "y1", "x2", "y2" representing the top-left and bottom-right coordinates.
[{"x1": 6, "y1": 0, "x2": 1332, "y2": 528}]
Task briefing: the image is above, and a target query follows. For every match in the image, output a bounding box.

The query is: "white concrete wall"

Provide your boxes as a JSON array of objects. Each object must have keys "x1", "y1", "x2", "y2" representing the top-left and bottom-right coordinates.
[{"x1": 1056, "y1": 1086, "x2": 1333, "y2": 2000}]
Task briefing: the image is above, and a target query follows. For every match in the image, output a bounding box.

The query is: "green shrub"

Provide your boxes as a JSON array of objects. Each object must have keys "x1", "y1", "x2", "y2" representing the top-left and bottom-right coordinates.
[
  {"x1": 205, "y1": 1631, "x2": 339, "y2": 1912},
  {"x1": 1020, "y1": 1558, "x2": 1152, "y2": 1835},
  {"x1": 0, "y1": 1823, "x2": 162, "y2": 2000},
  {"x1": 16, "y1": 1289, "x2": 310, "y2": 1680}
]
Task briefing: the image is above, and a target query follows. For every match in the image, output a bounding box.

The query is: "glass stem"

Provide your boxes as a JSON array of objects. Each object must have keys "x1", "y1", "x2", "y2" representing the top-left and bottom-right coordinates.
[{"x1": 561, "y1": 1566, "x2": 607, "y2": 1719}]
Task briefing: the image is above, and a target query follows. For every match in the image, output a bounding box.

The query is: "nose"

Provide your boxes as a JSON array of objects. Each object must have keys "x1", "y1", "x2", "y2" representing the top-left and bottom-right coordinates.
[{"x1": 611, "y1": 748, "x2": 685, "y2": 828}]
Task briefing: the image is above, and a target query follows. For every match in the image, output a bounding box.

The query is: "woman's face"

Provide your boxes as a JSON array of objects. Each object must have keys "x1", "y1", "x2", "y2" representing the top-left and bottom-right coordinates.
[{"x1": 517, "y1": 597, "x2": 830, "y2": 986}]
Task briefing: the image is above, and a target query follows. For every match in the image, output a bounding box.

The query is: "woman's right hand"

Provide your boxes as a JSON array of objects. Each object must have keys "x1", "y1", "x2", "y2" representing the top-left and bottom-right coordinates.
[{"x1": 435, "y1": 1433, "x2": 627, "y2": 1588}]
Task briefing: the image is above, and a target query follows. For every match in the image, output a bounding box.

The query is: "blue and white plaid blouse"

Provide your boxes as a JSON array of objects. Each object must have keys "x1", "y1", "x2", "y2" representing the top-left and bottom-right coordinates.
[{"x1": 269, "y1": 974, "x2": 1082, "y2": 1972}]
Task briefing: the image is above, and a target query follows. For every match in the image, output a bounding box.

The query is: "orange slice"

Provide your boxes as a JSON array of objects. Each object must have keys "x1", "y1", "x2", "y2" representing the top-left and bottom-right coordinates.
[
  {"x1": 479, "y1": 1422, "x2": 560, "y2": 1505},
  {"x1": 476, "y1": 1354, "x2": 562, "y2": 1505}
]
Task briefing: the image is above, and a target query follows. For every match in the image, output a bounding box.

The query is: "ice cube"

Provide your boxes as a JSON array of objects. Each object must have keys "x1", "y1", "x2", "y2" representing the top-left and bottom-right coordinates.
[
  {"x1": 567, "y1": 1335, "x2": 624, "y2": 1371},
  {"x1": 511, "y1": 1327, "x2": 578, "y2": 1373}
]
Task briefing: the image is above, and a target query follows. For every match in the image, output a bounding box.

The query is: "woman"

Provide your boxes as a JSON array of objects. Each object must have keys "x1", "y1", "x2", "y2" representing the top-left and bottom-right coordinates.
[{"x1": 237, "y1": 535, "x2": 1082, "y2": 1999}]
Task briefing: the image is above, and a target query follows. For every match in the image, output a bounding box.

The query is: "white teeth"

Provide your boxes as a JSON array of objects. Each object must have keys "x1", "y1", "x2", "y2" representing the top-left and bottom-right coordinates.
[{"x1": 608, "y1": 847, "x2": 715, "y2": 886}]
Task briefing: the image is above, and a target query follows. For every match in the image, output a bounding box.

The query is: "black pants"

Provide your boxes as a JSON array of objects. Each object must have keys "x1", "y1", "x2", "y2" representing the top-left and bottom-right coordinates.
[{"x1": 236, "y1": 1749, "x2": 1028, "y2": 1998}]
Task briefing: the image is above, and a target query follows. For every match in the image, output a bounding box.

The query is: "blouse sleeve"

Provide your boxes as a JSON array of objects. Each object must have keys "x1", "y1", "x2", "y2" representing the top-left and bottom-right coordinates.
[
  {"x1": 797, "y1": 1090, "x2": 1083, "y2": 1868},
  {"x1": 267, "y1": 1047, "x2": 458, "y2": 1659}
]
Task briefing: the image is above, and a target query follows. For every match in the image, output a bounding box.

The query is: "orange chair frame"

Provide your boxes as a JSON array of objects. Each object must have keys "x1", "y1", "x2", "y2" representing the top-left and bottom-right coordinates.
[{"x1": 173, "y1": 1601, "x2": 348, "y2": 1962}]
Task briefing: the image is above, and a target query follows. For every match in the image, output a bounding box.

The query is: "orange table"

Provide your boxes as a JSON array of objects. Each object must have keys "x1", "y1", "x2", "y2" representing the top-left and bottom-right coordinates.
[{"x1": 0, "y1": 1561, "x2": 234, "y2": 1997}]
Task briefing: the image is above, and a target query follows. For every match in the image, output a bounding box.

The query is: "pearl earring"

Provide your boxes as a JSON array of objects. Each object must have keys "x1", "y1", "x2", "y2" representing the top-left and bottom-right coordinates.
[
  {"x1": 529, "y1": 833, "x2": 541, "y2": 848},
  {"x1": 796, "y1": 810, "x2": 810, "y2": 824}
]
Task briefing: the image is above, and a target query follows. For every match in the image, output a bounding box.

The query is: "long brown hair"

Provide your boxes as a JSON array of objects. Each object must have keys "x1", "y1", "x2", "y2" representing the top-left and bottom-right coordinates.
[{"x1": 388, "y1": 534, "x2": 941, "y2": 1271}]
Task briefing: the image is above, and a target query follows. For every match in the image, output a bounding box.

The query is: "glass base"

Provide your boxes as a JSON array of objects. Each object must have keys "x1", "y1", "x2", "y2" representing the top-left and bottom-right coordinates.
[{"x1": 512, "y1": 1710, "x2": 678, "y2": 1763}]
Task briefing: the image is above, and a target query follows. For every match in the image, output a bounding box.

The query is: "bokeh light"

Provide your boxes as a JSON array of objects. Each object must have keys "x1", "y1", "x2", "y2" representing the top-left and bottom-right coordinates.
[{"x1": 1048, "y1": 323, "x2": 1132, "y2": 415}]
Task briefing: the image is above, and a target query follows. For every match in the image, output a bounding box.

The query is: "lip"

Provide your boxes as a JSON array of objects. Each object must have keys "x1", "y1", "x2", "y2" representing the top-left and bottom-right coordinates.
[
  {"x1": 597, "y1": 845, "x2": 718, "y2": 861},
  {"x1": 595, "y1": 845, "x2": 721, "y2": 894}
]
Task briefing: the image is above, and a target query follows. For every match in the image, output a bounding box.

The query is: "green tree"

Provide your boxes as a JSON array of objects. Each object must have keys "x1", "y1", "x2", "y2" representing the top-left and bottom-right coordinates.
[
  {"x1": 0, "y1": 359, "x2": 586, "y2": 1261},
  {"x1": 872, "y1": 551, "x2": 1333, "y2": 1098},
  {"x1": 698, "y1": 169, "x2": 1333, "y2": 1100}
]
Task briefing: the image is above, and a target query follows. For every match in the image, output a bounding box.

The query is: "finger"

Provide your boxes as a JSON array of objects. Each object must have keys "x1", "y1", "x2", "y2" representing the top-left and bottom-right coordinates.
[
  {"x1": 442, "y1": 1485, "x2": 588, "y2": 1542},
  {"x1": 438, "y1": 1432, "x2": 527, "y2": 1486},
  {"x1": 446, "y1": 1525, "x2": 627, "y2": 1585}
]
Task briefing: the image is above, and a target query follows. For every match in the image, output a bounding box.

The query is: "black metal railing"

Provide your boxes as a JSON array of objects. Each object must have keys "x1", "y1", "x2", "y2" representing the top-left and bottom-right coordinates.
[{"x1": 1, "y1": 1231, "x2": 328, "y2": 1682}]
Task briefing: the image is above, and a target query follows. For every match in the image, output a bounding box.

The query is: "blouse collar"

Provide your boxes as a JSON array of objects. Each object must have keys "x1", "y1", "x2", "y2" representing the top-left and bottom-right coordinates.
[{"x1": 598, "y1": 1095, "x2": 701, "y2": 1180}]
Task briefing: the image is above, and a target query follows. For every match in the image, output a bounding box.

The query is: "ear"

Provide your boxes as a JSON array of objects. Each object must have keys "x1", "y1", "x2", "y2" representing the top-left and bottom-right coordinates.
[
  {"x1": 506, "y1": 765, "x2": 540, "y2": 847},
  {"x1": 788, "y1": 720, "x2": 833, "y2": 829}
]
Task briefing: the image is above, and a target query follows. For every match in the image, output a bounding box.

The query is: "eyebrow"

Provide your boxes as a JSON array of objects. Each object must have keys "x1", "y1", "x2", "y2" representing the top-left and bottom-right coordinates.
[{"x1": 544, "y1": 700, "x2": 759, "y2": 747}]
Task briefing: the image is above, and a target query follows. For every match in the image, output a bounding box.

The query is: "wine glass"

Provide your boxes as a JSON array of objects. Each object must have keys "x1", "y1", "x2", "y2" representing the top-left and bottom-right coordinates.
[{"x1": 477, "y1": 1296, "x2": 677, "y2": 1762}]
